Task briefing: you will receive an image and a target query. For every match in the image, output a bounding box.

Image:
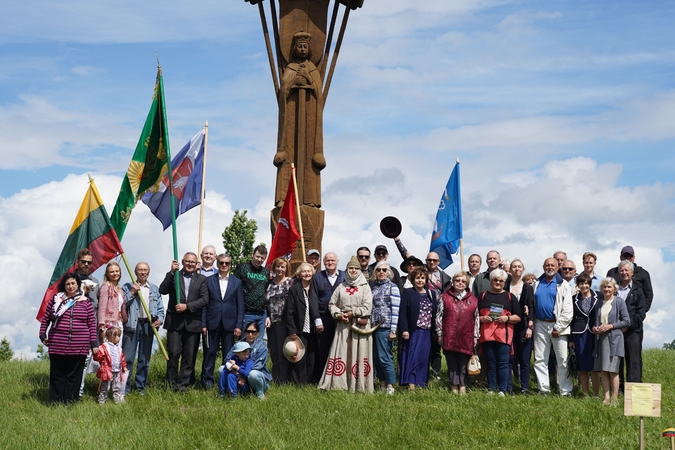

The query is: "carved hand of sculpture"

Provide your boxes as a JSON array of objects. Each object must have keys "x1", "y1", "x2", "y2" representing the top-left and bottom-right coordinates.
[
  {"x1": 312, "y1": 153, "x2": 326, "y2": 170},
  {"x1": 273, "y1": 150, "x2": 286, "y2": 167}
]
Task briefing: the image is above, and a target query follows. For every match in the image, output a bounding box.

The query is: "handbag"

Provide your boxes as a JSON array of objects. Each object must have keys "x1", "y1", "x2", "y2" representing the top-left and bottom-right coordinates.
[{"x1": 468, "y1": 354, "x2": 481, "y2": 375}]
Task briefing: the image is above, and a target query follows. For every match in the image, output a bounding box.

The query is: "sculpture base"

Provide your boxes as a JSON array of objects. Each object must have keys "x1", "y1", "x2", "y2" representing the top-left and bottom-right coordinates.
[{"x1": 271, "y1": 205, "x2": 324, "y2": 272}]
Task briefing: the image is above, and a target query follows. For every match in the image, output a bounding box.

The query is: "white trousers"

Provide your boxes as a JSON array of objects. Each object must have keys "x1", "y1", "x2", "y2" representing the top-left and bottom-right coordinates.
[{"x1": 533, "y1": 320, "x2": 573, "y2": 395}]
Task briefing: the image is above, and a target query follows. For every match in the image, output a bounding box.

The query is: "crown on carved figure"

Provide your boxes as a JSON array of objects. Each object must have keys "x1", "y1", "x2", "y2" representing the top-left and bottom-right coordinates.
[{"x1": 293, "y1": 31, "x2": 312, "y2": 43}]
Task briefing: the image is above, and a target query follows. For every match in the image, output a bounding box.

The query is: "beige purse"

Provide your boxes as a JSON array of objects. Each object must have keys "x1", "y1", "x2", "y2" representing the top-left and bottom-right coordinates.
[{"x1": 468, "y1": 354, "x2": 481, "y2": 375}]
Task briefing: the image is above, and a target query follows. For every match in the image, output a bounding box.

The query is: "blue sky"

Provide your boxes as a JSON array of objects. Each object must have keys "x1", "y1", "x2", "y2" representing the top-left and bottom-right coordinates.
[{"x1": 1, "y1": 0, "x2": 674, "y2": 356}]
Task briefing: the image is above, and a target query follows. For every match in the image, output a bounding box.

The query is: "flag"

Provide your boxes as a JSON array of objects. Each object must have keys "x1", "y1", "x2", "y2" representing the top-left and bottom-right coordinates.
[
  {"x1": 110, "y1": 68, "x2": 170, "y2": 240},
  {"x1": 141, "y1": 129, "x2": 205, "y2": 229},
  {"x1": 430, "y1": 162, "x2": 462, "y2": 269},
  {"x1": 37, "y1": 178, "x2": 124, "y2": 321},
  {"x1": 265, "y1": 176, "x2": 301, "y2": 267}
]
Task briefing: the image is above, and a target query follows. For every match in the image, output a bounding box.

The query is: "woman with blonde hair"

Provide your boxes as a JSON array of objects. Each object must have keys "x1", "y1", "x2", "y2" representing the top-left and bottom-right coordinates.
[
  {"x1": 592, "y1": 277, "x2": 630, "y2": 406},
  {"x1": 265, "y1": 257, "x2": 294, "y2": 384},
  {"x1": 284, "y1": 262, "x2": 321, "y2": 385},
  {"x1": 509, "y1": 259, "x2": 535, "y2": 394},
  {"x1": 98, "y1": 262, "x2": 127, "y2": 340}
]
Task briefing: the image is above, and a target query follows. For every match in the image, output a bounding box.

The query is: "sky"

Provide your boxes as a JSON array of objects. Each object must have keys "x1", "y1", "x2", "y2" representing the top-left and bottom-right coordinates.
[{"x1": 1, "y1": 0, "x2": 674, "y2": 357}]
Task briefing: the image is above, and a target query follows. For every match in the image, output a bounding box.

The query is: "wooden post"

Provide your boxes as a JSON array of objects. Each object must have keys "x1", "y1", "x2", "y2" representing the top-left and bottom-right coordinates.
[
  {"x1": 323, "y1": 5, "x2": 350, "y2": 100},
  {"x1": 321, "y1": 0, "x2": 341, "y2": 82},
  {"x1": 640, "y1": 416, "x2": 644, "y2": 450},
  {"x1": 269, "y1": 0, "x2": 284, "y2": 76},
  {"x1": 291, "y1": 164, "x2": 306, "y2": 261},
  {"x1": 257, "y1": 1, "x2": 280, "y2": 94}
]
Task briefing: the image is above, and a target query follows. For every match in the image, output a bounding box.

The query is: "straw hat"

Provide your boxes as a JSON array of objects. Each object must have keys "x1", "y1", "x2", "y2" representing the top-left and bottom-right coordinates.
[{"x1": 283, "y1": 336, "x2": 305, "y2": 363}]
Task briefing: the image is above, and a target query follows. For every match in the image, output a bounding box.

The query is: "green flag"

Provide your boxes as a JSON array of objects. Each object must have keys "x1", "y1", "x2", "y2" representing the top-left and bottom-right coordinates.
[{"x1": 111, "y1": 68, "x2": 170, "y2": 240}]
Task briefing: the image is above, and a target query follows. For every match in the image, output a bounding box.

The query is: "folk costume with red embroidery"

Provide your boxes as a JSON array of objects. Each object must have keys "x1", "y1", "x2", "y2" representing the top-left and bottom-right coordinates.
[{"x1": 318, "y1": 256, "x2": 374, "y2": 393}]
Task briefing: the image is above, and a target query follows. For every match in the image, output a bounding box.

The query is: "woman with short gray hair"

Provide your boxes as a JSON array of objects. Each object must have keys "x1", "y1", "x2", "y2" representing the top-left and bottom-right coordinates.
[
  {"x1": 369, "y1": 261, "x2": 400, "y2": 395},
  {"x1": 592, "y1": 277, "x2": 630, "y2": 406}
]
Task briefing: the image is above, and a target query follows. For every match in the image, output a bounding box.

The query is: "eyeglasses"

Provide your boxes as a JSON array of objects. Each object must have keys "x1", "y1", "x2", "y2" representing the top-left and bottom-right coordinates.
[
  {"x1": 357, "y1": 255, "x2": 370, "y2": 259},
  {"x1": 426, "y1": 258, "x2": 439, "y2": 263},
  {"x1": 79, "y1": 260, "x2": 93, "y2": 265},
  {"x1": 562, "y1": 268, "x2": 575, "y2": 272},
  {"x1": 245, "y1": 330, "x2": 258, "y2": 334},
  {"x1": 493, "y1": 279, "x2": 505, "y2": 283},
  {"x1": 375, "y1": 268, "x2": 388, "y2": 273},
  {"x1": 218, "y1": 261, "x2": 231, "y2": 266},
  {"x1": 454, "y1": 279, "x2": 467, "y2": 284}
]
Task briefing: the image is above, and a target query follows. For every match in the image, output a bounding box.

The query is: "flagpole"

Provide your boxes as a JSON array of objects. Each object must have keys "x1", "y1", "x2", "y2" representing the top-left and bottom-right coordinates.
[
  {"x1": 197, "y1": 121, "x2": 208, "y2": 257},
  {"x1": 290, "y1": 164, "x2": 306, "y2": 262},
  {"x1": 157, "y1": 65, "x2": 182, "y2": 304},
  {"x1": 457, "y1": 157, "x2": 465, "y2": 273},
  {"x1": 120, "y1": 253, "x2": 169, "y2": 361}
]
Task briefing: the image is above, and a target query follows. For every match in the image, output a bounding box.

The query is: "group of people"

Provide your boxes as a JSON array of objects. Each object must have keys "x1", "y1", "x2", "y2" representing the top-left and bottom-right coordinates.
[{"x1": 38, "y1": 241, "x2": 653, "y2": 405}]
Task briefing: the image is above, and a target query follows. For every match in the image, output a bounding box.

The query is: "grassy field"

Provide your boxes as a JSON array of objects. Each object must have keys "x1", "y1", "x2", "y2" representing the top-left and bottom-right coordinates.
[{"x1": 1, "y1": 349, "x2": 673, "y2": 449}]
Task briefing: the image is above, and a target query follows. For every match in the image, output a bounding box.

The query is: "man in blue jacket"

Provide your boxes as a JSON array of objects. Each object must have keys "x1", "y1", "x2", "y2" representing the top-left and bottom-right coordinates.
[
  {"x1": 122, "y1": 262, "x2": 164, "y2": 395},
  {"x1": 201, "y1": 253, "x2": 244, "y2": 390}
]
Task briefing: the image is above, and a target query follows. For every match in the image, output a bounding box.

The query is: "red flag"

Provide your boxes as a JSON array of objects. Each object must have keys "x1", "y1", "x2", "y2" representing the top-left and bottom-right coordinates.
[{"x1": 265, "y1": 176, "x2": 301, "y2": 267}]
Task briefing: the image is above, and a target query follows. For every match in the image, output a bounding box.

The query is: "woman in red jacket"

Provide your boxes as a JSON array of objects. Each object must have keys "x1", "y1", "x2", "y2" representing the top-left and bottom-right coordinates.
[
  {"x1": 478, "y1": 269, "x2": 521, "y2": 396},
  {"x1": 436, "y1": 272, "x2": 479, "y2": 394}
]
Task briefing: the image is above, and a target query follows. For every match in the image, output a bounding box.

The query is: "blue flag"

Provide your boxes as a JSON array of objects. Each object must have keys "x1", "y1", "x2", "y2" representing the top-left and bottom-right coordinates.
[
  {"x1": 142, "y1": 129, "x2": 205, "y2": 229},
  {"x1": 430, "y1": 162, "x2": 462, "y2": 269}
]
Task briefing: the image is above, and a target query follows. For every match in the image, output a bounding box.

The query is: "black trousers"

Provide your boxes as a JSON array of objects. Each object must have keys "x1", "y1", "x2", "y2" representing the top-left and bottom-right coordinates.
[
  {"x1": 166, "y1": 329, "x2": 200, "y2": 389},
  {"x1": 268, "y1": 322, "x2": 291, "y2": 384},
  {"x1": 620, "y1": 330, "x2": 642, "y2": 390},
  {"x1": 314, "y1": 312, "x2": 336, "y2": 383},
  {"x1": 201, "y1": 325, "x2": 235, "y2": 388},
  {"x1": 49, "y1": 354, "x2": 86, "y2": 404},
  {"x1": 291, "y1": 332, "x2": 316, "y2": 385}
]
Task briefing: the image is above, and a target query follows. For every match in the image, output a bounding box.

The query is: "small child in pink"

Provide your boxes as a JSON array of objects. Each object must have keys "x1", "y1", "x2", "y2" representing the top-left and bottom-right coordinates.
[{"x1": 94, "y1": 326, "x2": 128, "y2": 404}]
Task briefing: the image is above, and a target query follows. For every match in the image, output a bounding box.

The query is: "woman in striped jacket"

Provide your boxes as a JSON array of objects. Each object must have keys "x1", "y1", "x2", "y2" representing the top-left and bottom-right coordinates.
[{"x1": 39, "y1": 272, "x2": 99, "y2": 404}]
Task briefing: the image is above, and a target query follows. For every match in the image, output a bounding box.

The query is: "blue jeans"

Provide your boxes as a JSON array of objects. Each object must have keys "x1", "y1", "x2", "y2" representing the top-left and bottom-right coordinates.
[
  {"x1": 247, "y1": 370, "x2": 270, "y2": 398},
  {"x1": 243, "y1": 312, "x2": 267, "y2": 341},
  {"x1": 483, "y1": 341, "x2": 511, "y2": 393},
  {"x1": 513, "y1": 326, "x2": 533, "y2": 392},
  {"x1": 122, "y1": 321, "x2": 155, "y2": 394},
  {"x1": 373, "y1": 328, "x2": 396, "y2": 385}
]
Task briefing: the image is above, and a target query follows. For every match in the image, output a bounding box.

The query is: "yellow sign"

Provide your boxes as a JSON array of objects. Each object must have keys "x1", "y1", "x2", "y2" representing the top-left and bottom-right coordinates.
[{"x1": 624, "y1": 383, "x2": 661, "y2": 417}]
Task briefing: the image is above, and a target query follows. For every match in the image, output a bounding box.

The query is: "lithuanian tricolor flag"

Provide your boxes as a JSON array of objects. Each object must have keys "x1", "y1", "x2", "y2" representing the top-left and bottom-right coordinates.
[{"x1": 36, "y1": 178, "x2": 123, "y2": 321}]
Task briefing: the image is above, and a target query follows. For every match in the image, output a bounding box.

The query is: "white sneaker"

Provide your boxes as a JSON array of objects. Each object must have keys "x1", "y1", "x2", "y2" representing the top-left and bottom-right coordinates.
[
  {"x1": 498, "y1": 391, "x2": 506, "y2": 397},
  {"x1": 386, "y1": 387, "x2": 395, "y2": 396}
]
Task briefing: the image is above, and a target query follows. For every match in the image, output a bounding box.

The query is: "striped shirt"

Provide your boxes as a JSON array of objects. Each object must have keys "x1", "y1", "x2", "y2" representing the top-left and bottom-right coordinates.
[{"x1": 39, "y1": 294, "x2": 98, "y2": 356}]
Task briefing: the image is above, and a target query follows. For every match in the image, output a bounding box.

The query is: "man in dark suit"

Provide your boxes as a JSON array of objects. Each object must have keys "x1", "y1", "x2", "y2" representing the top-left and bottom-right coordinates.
[
  {"x1": 200, "y1": 253, "x2": 244, "y2": 389},
  {"x1": 160, "y1": 252, "x2": 209, "y2": 391}
]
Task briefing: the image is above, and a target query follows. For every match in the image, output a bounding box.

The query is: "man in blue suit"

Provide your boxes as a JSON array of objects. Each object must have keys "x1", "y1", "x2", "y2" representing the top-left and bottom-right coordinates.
[{"x1": 201, "y1": 253, "x2": 245, "y2": 389}]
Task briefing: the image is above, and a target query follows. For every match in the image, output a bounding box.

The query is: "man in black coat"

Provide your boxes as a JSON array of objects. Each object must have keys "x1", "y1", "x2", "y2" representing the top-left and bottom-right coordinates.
[
  {"x1": 160, "y1": 252, "x2": 209, "y2": 391},
  {"x1": 616, "y1": 260, "x2": 647, "y2": 390}
]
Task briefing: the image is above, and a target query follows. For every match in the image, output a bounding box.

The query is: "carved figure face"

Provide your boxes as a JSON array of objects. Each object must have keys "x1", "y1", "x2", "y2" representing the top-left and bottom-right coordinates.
[{"x1": 294, "y1": 42, "x2": 309, "y2": 59}]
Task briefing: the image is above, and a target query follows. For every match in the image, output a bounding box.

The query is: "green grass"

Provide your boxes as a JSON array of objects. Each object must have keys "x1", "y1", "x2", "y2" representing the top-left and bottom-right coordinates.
[{"x1": 1, "y1": 349, "x2": 673, "y2": 449}]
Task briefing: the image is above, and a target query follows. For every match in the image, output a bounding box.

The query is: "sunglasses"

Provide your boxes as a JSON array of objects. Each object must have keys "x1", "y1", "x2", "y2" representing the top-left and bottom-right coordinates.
[
  {"x1": 79, "y1": 260, "x2": 93, "y2": 265},
  {"x1": 218, "y1": 261, "x2": 231, "y2": 266},
  {"x1": 426, "y1": 259, "x2": 439, "y2": 263},
  {"x1": 562, "y1": 268, "x2": 575, "y2": 272},
  {"x1": 357, "y1": 255, "x2": 370, "y2": 259},
  {"x1": 245, "y1": 330, "x2": 258, "y2": 334},
  {"x1": 493, "y1": 279, "x2": 506, "y2": 283},
  {"x1": 375, "y1": 268, "x2": 388, "y2": 273}
]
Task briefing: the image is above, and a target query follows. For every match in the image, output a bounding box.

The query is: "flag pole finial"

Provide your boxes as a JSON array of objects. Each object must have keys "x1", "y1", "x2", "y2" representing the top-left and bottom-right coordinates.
[
  {"x1": 155, "y1": 52, "x2": 161, "y2": 71},
  {"x1": 456, "y1": 157, "x2": 460, "y2": 164},
  {"x1": 87, "y1": 173, "x2": 94, "y2": 183}
]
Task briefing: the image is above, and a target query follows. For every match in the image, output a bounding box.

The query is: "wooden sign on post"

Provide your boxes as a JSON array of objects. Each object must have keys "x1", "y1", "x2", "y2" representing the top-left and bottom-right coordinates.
[{"x1": 624, "y1": 383, "x2": 662, "y2": 450}]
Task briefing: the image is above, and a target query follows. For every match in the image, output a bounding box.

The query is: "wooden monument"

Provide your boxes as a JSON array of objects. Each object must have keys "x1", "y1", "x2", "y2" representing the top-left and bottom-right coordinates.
[{"x1": 245, "y1": 0, "x2": 365, "y2": 264}]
